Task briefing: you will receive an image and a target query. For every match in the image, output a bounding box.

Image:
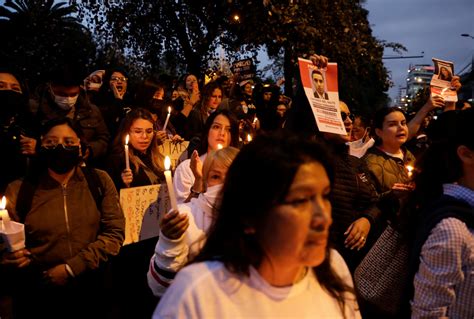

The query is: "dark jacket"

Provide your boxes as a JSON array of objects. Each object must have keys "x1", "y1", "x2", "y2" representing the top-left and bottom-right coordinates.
[
  {"x1": 328, "y1": 143, "x2": 381, "y2": 271},
  {"x1": 35, "y1": 90, "x2": 110, "y2": 161}
]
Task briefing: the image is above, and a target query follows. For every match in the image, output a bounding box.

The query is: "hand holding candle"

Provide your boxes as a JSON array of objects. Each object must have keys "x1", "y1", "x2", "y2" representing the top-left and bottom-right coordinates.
[
  {"x1": 124, "y1": 134, "x2": 130, "y2": 170},
  {"x1": 164, "y1": 156, "x2": 178, "y2": 211},
  {"x1": 162, "y1": 106, "x2": 171, "y2": 132},
  {"x1": 0, "y1": 196, "x2": 10, "y2": 230},
  {"x1": 406, "y1": 164, "x2": 414, "y2": 178},
  {"x1": 0, "y1": 196, "x2": 26, "y2": 252}
]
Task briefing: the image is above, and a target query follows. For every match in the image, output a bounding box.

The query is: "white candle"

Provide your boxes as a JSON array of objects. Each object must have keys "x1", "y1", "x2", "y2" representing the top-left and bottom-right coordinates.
[
  {"x1": 162, "y1": 106, "x2": 171, "y2": 132},
  {"x1": 217, "y1": 143, "x2": 223, "y2": 150},
  {"x1": 124, "y1": 134, "x2": 130, "y2": 170},
  {"x1": 164, "y1": 156, "x2": 178, "y2": 211},
  {"x1": 406, "y1": 165, "x2": 414, "y2": 178},
  {"x1": 247, "y1": 134, "x2": 252, "y2": 143},
  {"x1": 0, "y1": 196, "x2": 11, "y2": 230}
]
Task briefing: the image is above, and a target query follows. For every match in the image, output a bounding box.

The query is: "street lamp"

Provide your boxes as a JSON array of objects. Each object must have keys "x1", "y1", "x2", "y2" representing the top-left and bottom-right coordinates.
[{"x1": 461, "y1": 33, "x2": 474, "y2": 39}]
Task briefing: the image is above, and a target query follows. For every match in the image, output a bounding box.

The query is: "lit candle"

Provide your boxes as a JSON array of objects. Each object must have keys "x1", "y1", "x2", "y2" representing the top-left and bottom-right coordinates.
[
  {"x1": 247, "y1": 134, "x2": 252, "y2": 143},
  {"x1": 0, "y1": 196, "x2": 11, "y2": 230},
  {"x1": 406, "y1": 165, "x2": 414, "y2": 178},
  {"x1": 162, "y1": 106, "x2": 171, "y2": 132},
  {"x1": 124, "y1": 134, "x2": 130, "y2": 170},
  {"x1": 217, "y1": 143, "x2": 223, "y2": 150},
  {"x1": 253, "y1": 116, "x2": 258, "y2": 125},
  {"x1": 164, "y1": 156, "x2": 178, "y2": 211}
]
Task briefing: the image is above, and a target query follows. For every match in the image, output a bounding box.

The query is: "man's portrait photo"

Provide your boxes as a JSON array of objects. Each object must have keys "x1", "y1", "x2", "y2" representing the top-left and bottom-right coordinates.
[{"x1": 311, "y1": 69, "x2": 329, "y2": 100}]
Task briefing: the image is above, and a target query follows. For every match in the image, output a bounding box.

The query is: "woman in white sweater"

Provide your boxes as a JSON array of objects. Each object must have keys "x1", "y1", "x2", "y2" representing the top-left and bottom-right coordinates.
[
  {"x1": 153, "y1": 132, "x2": 361, "y2": 318},
  {"x1": 148, "y1": 147, "x2": 240, "y2": 296}
]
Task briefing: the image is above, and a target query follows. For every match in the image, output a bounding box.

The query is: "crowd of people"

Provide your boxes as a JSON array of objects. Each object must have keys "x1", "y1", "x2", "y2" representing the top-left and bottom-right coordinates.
[{"x1": 0, "y1": 53, "x2": 472, "y2": 319}]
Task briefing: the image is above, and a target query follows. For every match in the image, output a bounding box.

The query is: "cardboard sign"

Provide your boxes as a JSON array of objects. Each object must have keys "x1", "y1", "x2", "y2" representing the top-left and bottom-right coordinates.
[
  {"x1": 119, "y1": 184, "x2": 172, "y2": 245},
  {"x1": 158, "y1": 140, "x2": 189, "y2": 170},
  {"x1": 232, "y1": 58, "x2": 255, "y2": 80}
]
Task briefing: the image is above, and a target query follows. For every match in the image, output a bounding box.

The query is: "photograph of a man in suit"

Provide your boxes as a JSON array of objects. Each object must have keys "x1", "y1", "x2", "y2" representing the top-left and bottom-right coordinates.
[{"x1": 312, "y1": 69, "x2": 329, "y2": 100}]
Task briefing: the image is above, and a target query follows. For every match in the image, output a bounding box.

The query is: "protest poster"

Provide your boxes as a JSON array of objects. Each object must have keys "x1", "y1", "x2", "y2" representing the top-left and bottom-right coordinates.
[
  {"x1": 430, "y1": 58, "x2": 457, "y2": 102},
  {"x1": 298, "y1": 58, "x2": 346, "y2": 135},
  {"x1": 119, "y1": 184, "x2": 171, "y2": 245},
  {"x1": 232, "y1": 58, "x2": 255, "y2": 80},
  {"x1": 158, "y1": 140, "x2": 189, "y2": 170}
]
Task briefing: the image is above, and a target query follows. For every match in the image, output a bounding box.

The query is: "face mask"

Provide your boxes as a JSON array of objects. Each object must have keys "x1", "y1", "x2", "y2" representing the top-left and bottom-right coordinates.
[
  {"x1": 39, "y1": 145, "x2": 81, "y2": 174},
  {"x1": 50, "y1": 87, "x2": 78, "y2": 110},
  {"x1": 0, "y1": 90, "x2": 24, "y2": 121},
  {"x1": 347, "y1": 136, "x2": 374, "y2": 158}
]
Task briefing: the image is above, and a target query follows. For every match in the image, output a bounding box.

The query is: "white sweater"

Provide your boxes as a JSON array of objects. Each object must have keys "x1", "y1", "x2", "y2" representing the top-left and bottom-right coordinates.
[
  {"x1": 147, "y1": 184, "x2": 220, "y2": 297},
  {"x1": 173, "y1": 154, "x2": 207, "y2": 204},
  {"x1": 153, "y1": 249, "x2": 361, "y2": 319}
]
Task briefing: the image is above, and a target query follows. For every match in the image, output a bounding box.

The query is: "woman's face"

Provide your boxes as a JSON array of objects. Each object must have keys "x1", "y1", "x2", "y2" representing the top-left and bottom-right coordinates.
[
  {"x1": 351, "y1": 117, "x2": 367, "y2": 141},
  {"x1": 259, "y1": 161, "x2": 332, "y2": 272},
  {"x1": 207, "y1": 88, "x2": 222, "y2": 112},
  {"x1": 129, "y1": 118, "x2": 154, "y2": 153},
  {"x1": 376, "y1": 111, "x2": 408, "y2": 148},
  {"x1": 171, "y1": 90, "x2": 179, "y2": 101},
  {"x1": 244, "y1": 83, "x2": 253, "y2": 96},
  {"x1": 109, "y1": 71, "x2": 128, "y2": 94},
  {"x1": 206, "y1": 161, "x2": 228, "y2": 188},
  {"x1": 185, "y1": 75, "x2": 198, "y2": 91},
  {"x1": 207, "y1": 114, "x2": 231, "y2": 151}
]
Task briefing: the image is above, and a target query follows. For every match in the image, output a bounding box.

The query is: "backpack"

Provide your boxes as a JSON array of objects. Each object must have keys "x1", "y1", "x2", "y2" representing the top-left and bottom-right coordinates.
[{"x1": 15, "y1": 166, "x2": 104, "y2": 223}]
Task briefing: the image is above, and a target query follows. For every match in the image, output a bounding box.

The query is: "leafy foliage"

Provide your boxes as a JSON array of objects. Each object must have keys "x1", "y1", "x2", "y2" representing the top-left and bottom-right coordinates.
[{"x1": 0, "y1": 0, "x2": 96, "y2": 88}]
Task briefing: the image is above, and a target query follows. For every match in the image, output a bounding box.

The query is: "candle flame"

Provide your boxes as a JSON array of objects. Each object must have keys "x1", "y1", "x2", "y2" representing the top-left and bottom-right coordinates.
[
  {"x1": 253, "y1": 117, "x2": 258, "y2": 124},
  {"x1": 125, "y1": 134, "x2": 129, "y2": 145},
  {"x1": 247, "y1": 134, "x2": 252, "y2": 142},
  {"x1": 217, "y1": 143, "x2": 223, "y2": 150},
  {"x1": 406, "y1": 165, "x2": 414, "y2": 172},
  {"x1": 0, "y1": 196, "x2": 6, "y2": 210},
  {"x1": 168, "y1": 106, "x2": 171, "y2": 114},
  {"x1": 164, "y1": 156, "x2": 171, "y2": 170}
]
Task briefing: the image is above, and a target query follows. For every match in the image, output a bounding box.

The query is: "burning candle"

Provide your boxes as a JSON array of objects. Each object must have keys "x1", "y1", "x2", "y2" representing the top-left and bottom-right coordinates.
[
  {"x1": 162, "y1": 106, "x2": 171, "y2": 132},
  {"x1": 164, "y1": 156, "x2": 178, "y2": 211},
  {"x1": 406, "y1": 165, "x2": 414, "y2": 178},
  {"x1": 217, "y1": 143, "x2": 223, "y2": 150},
  {"x1": 0, "y1": 196, "x2": 11, "y2": 229},
  {"x1": 124, "y1": 134, "x2": 130, "y2": 170},
  {"x1": 253, "y1": 116, "x2": 258, "y2": 125},
  {"x1": 247, "y1": 134, "x2": 252, "y2": 143}
]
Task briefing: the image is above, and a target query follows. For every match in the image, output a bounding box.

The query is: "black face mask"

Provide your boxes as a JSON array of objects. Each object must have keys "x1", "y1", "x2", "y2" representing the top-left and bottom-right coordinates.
[
  {"x1": 0, "y1": 90, "x2": 24, "y2": 122},
  {"x1": 39, "y1": 145, "x2": 81, "y2": 174}
]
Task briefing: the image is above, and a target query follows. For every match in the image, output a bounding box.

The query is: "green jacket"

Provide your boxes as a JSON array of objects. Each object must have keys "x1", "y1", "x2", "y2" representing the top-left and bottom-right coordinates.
[{"x1": 5, "y1": 168, "x2": 125, "y2": 276}]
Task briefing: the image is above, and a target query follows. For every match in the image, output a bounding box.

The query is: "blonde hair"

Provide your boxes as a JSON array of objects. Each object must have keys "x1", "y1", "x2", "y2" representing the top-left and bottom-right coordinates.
[{"x1": 202, "y1": 147, "x2": 239, "y2": 192}]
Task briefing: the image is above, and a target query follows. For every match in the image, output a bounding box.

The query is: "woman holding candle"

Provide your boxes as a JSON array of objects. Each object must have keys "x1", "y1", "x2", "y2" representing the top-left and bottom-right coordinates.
[
  {"x1": 107, "y1": 108, "x2": 165, "y2": 190},
  {"x1": 0, "y1": 117, "x2": 124, "y2": 319},
  {"x1": 153, "y1": 132, "x2": 361, "y2": 318},
  {"x1": 363, "y1": 107, "x2": 416, "y2": 220},
  {"x1": 173, "y1": 109, "x2": 239, "y2": 204},
  {"x1": 148, "y1": 146, "x2": 239, "y2": 296}
]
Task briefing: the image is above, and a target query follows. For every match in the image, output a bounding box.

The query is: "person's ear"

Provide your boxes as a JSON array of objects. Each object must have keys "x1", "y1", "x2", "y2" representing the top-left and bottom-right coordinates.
[
  {"x1": 457, "y1": 145, "x2": 474, "y2": 165},
  {"x1": 374, "y1": 128, "x2": 382, "y2": 139}
]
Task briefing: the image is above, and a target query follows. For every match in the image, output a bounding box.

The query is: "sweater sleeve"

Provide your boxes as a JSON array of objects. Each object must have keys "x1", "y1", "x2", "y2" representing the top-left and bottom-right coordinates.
[
  {"x1": 173, "y1": 159, "x2": 194, "y2": 204},
  {"x1": 147, "y1": 204, "x2": 194, "y2": 297}
]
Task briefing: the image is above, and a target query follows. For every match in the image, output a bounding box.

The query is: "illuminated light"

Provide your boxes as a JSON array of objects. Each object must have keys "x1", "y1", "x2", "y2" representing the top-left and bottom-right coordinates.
[
  {"x1": 233, "y1": 14, "x2": 240, "y2": 21},
  {"x1": 217, "y1": 143, "x2": 223, "y2": 150}
]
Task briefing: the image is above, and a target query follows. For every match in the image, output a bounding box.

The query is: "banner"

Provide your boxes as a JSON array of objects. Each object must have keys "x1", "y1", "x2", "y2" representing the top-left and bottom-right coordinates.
[{"x1": 232, "y1": 58, "x2": 255, "y2": 80}]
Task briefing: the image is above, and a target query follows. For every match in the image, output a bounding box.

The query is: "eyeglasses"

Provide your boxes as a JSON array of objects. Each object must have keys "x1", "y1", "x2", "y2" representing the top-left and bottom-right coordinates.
[
  {"x1": 42, "y1": 137, "x2": 80, "y2": 150},
  {"x1": 110, "y1": 76, "x2": 128, "y2": 82},
  {"x1": 341, "y1": 112, "x2": 355, "y2": 122}
]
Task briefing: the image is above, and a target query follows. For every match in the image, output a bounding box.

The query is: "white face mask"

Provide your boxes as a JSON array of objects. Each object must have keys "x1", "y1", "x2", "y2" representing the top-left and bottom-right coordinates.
[
  {"x1": 53, "y1": 93, "x2": 78, "y2": 110},
  {"x1": 347, "y1": 136, "x2": 374, "y2": 158}
]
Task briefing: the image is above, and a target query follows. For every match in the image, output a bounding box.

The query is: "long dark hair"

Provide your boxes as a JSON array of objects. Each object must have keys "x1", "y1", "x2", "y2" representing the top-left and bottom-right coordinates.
[
  {"x1": 196, "y1": 81, "x2": 223, "y2": 117},
  {"x1": 372, "y1": 106, "x2": 406, "y2": 146},
  {"x1": 400, "y1": 108, "x2": 474, "y2": 233},
  {"x1": 192, "y1": 131, "x2": 353, "y2": 313},
  {"x1": 197, "y1": 109, "x2": 239, "y2": 154}
]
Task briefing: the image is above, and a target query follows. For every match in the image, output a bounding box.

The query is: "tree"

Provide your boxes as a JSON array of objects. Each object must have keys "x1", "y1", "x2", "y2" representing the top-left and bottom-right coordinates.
[
  {"x1": 0, "y1": 0, "x2": 96, "y2": 89},
  {"x1": 74, "y1": 0, "x2": 404, "y2": 113}
]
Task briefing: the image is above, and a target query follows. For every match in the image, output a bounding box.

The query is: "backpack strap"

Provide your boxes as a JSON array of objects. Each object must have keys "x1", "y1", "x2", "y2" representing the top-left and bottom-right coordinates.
[
  {"x1": 15, "y1": 178, "x2": 38, "y2": 223},
  {"x1": 15, "y1": 167, "x2": 105, "y2": 222},
  {"x1": 80, "y1": 166, "x2": 104, "y2": 213}
]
